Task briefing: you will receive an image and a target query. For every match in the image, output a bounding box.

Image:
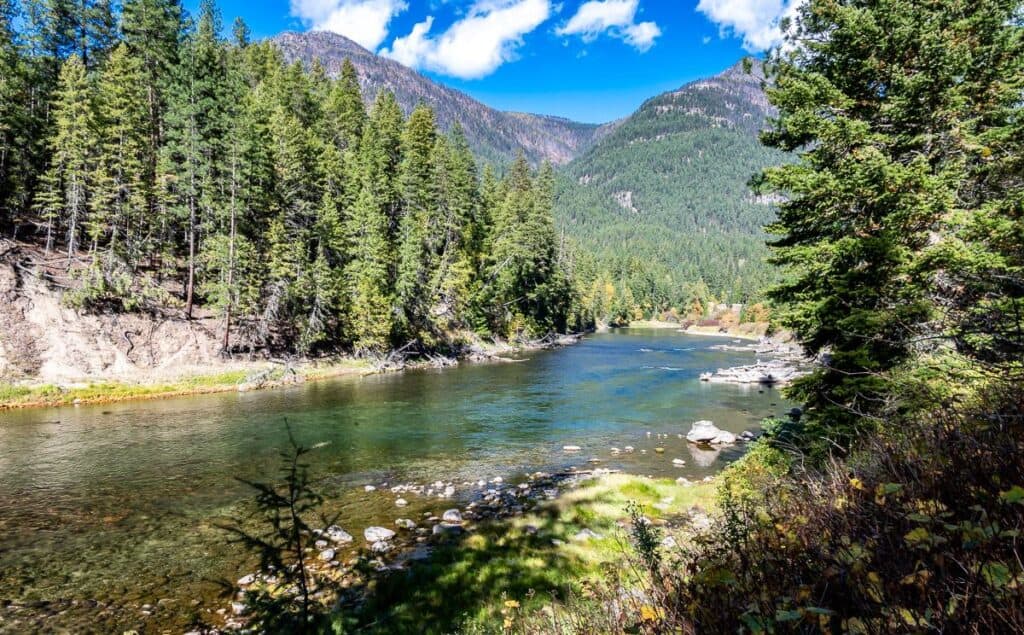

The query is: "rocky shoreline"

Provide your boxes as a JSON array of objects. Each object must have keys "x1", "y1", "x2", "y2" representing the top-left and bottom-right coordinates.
[
  {"x1": 700, "y1": 337, "x2": 811, "y2": 386},
  {"x1": 208, "y1": 418, "x2": 758, "y2": 632},
  {"x1": 207, "y1": 466, "x2": 616, "y2": 632}
]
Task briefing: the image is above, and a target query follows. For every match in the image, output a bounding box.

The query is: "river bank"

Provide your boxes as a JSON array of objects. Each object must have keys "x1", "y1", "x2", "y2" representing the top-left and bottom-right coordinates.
[
  {"x1": 213, "y1": 470, "x2": 719, "y2": 633},
  {"x1": 0, "y1": 335, "x2": 582, "y2": 411}
]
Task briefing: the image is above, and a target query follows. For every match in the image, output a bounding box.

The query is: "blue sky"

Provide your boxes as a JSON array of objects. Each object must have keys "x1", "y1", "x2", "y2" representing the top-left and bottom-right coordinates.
[{"x1": 185, "y1": 1, "x2": 796, "y2": 124}]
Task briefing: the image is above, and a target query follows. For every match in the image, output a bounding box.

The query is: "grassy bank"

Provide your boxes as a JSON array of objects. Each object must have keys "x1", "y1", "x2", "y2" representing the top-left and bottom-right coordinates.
[
  {"x1": 341, "y1": 473, "x2": 717, "y2": 633},
  {"x1": 0, "y1": 360, "x2": 372, "y2": 411}
]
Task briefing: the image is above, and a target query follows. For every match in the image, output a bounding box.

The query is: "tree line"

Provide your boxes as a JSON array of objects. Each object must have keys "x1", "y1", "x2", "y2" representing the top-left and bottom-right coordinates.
[{"x1": 0, "y1": 0, "x2": 585, "y2": 355}]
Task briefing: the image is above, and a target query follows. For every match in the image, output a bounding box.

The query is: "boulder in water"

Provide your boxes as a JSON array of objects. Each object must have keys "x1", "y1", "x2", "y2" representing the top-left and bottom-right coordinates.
[{"x1": 686, "y1": 420, "x2": 737, "y2": 445}]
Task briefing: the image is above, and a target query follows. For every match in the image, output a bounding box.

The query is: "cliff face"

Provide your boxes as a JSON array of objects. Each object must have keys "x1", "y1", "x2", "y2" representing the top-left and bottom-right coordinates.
[{"x1": 271, "y1": 31, "x2": 612, "y2": 166}]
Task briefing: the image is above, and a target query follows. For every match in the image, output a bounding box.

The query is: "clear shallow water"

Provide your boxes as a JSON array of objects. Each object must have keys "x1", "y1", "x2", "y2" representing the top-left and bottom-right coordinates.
[{"x1": 0, "y1": 329, "x2": 791, "y2": 631}]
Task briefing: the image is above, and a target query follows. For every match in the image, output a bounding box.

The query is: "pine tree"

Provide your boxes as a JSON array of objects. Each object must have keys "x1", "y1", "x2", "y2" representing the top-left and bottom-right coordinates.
[
  {"x1": 36, "y1": 53, "x2": 94, "y2": 260},
  {"x1": 0, "y1": 0, "x2": 30, "y2": 222},
  {"x1": 324, "y1": 59, "x2": 365, "y2": 153},
  {"x1": 395, "y1": 104, "x2": 439, "y2": 341},
  {"x1": 122, "y1": 0, "x2": 181, "y2": 255},
  {"x1": 159, "y1": 0, "x2": 228, "y2": 318},
  {"x1": 760, "y1": 0, "x2": 1024, "y2": 452},
  {"x1": 90, "y1": 43, "x2": 150, "y2": 270}
]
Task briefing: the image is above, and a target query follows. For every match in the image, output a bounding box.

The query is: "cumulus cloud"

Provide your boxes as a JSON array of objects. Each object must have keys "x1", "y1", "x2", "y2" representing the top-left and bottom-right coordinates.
[
  {"x1": 290, "y1": 0, "x2": 409, "y2": 50},
  {"x1": 556, "y1": 0, "x2": 661, "y2": 52},
  {"x1": 696, "y1": 0, "x2": 803, "y2": 52},
  {"x1": 382, "y1": 0, "x2": 552, "y2": 79}
]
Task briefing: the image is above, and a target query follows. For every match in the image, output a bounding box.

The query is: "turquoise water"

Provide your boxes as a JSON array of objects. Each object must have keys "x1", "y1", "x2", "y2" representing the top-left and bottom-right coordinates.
[{"x1": 0, "y1": 329, "x2": 790, "y2": 631}]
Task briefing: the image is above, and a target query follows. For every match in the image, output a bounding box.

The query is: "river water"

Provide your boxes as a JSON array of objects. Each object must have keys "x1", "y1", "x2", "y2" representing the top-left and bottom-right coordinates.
[{"x1": 0, "y1": 329, "x2": 791, "y2": 631}]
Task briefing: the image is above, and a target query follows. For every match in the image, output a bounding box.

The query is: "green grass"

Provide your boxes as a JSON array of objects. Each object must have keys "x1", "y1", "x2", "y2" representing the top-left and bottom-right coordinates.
[
  {"x1": 0, "y1": 358, "x2": 380, "y2": 410},
  {"x1": 341, "y1": 474, "x2": 716, "y2": 634}
]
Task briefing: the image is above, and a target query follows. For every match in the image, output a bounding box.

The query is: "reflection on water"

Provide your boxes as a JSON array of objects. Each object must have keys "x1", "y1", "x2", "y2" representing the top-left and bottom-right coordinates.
[{"x1": 0, "y1": 329, "x2": 791, "y2": 630}]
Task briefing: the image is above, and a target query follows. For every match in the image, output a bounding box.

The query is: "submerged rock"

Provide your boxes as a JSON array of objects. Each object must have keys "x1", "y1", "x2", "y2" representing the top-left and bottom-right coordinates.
[
  {"x1": 395, "y1": 518, "x2": 417, "y2": 530},
  {"x1": 432, "y1": 523, "x2": 464, "y2": 536}
]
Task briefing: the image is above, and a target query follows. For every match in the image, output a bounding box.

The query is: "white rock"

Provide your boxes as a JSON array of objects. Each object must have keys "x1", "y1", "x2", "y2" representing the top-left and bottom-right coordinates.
[
  {"x1": 237, "y1": 574, "x2": 256, "y2": 586},
  {"x1": 562, "y1": 445, "x2": 582, "y2": 452},
  {"x1": 442, "y1": 509, "x2": 463, "y2": 523},
  {"x1": 231, "y1": 602, "x2": 247, "y2": 616},
  {"x1": 672, "y1": 458, "x2": 686, "y2": 466},
  {"x1": 364, "y1": 526, "x2": 396, "y2": 542},
  {"x1": 624, "y1": 446, "x2": 635, "y2": 453},
  {"x1": 395, "y1": 498, "x2": 408, "y2": 507},
  {"x1": 325, "y1": 526, "x2": 353, "y2": 544},
  {"x1": 686, "y1": 420, "x2": 737, "y2": 445},
  {"x1": 371, "y1": 541, "x2": 391, "y2": 553},
  {"x1": 319, "y1": 549, "x2": 336, "y2": 561},
  {"x1": 443, "y1": 485, "x2": 455, "y2": 497},
  {"x1": 364, "y1": 485, "x2": 376, "y2": 492},
  {"x1": 395, "y1": 518, "x2": 417, "y2": 530}
]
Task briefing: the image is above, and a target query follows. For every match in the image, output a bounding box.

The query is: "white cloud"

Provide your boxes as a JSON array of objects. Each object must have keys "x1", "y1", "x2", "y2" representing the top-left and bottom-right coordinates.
[
  {"x1": 696, "y1": 0, "x2": 803, "y2": 52},
  {"x1": 290, "y1": 0, "x2": 409, "y2": 50},
  {"x1": 382, "y1": 0, "x2": 552, "y2": 79},
  {"x1": 555, "y1": 0, "x2": 661, "y2": 52}
]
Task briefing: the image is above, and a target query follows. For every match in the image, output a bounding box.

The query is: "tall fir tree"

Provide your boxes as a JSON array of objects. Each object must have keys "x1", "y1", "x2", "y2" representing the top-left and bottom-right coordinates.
[
  {"x1": 395, "y1": 104, "x2": 439, "y2": 341},
  {"x1": 36, "y1": 53, "x2": 94, "y2": 259},
  {"x1": 761, "y1": 0, "x2": 1024, "y2": 452},
  {"x1": 90, "y1": 43, "x2": 150, "y2": 270}
]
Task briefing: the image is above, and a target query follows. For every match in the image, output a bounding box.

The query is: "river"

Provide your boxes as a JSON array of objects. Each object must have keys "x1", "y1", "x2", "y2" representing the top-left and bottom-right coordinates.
[{"x1": 0, "y1": 329, "x2": 791, "y2": 632}]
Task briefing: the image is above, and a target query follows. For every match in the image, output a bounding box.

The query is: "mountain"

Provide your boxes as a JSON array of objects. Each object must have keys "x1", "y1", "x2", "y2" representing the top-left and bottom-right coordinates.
[
  {"x1": 554, "y1": 59, "x2": 787, "y2": 303},
  {"x1": 271, "y1": 31, "x2": 610, "y2": 166}
]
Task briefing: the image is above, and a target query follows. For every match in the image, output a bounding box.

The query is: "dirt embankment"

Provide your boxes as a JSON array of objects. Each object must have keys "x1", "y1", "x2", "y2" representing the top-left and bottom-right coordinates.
[{"x1": 0, "y1": 245, "x2": 240, "y2": 387}]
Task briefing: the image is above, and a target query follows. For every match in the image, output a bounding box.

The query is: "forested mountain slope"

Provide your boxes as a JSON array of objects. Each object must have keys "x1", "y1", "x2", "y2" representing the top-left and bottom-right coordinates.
[
  {"x1": 555, "y1": 60, "x2": 787, "y2": 307},
  {"x1": 272, "y1": 31, "x2": 609, "y2": 166}
]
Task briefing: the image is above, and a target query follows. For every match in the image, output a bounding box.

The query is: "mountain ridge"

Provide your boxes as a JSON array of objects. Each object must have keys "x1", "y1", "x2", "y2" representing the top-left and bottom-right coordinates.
[{"x1": 271, "y1": 30, "x2": 616, "y2": 165}]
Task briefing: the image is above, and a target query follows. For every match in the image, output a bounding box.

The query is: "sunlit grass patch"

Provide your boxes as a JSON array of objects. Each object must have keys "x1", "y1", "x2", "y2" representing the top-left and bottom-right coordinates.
[{"x1": 343, "y1": 474, "x2": 716, "y2": 633}]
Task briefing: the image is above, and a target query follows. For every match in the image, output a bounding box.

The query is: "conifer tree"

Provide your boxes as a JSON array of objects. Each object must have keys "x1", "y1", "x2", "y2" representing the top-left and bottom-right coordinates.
[
  {"x1": 90, "y1": 43, "x2": 150, "y2": 269},
  {"x1": 0, "y1": 0, "x2": 31, "y2": 222},
  {"x1": 761, "y1": 0, "x2": 1024, "y2": 451},
  {"x1": 159, "y1": 0, "x2": 228, "y2": 317},
  {"x1": 36, "y1": 53, "x2": 93, "y2": 259},
  {"x1": 395, "y1": 104, "x2": 439, "y2": 340}
]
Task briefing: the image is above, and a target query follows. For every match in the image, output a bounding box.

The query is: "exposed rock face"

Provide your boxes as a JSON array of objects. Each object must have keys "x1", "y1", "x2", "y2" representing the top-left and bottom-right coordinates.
[
  {"x1": 271, "y1": 31, "x2": 614, "y2": 166},
  {"x1": 686, "y1": 420, "x2": 737, "y2": 445}
]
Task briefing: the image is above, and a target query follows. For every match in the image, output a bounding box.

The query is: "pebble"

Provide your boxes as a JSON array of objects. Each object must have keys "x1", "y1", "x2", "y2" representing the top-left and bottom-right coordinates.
[
  {"x1": 371, "y1": 541, "x2": 391, "y2": 553},
  {"x1": 443, "y1": 485, "x2": 455, "y2": 497},
  {"x1": 315, "y1": 539, "x2": 329, "y2": 549},
  {"x1": 237, "y1": 574, "x2": 255, "y2": 587},
  {"x1": 672, "y1": 458, "x2": 686, "y2": 466},
  {"x1": 364, "y1": 485, "x2": 376, "y2": 492},
  {"x1": 395, "y1": 498, "x2": 408, "y2": 507},
  {"x1": 231, "y1": 602, "x2": 247, "y2": 616},
  {"x1": 563, "y1": 445, "x2": 582, "y2": 452},
  {"x1": 319, "y1": 549, "x2": 336, "y2": 561},
  {"x1": 624, "y1": 446, "x2": 635, "y2": 453},
  {"x1": 395, "y1": 518, "x2": 417, "y2": 530}
]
